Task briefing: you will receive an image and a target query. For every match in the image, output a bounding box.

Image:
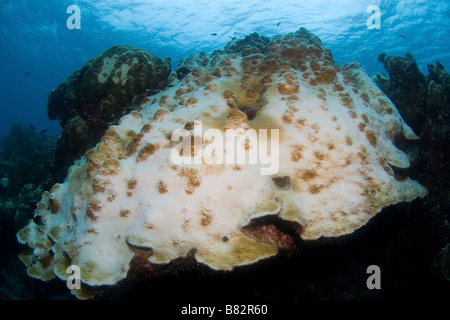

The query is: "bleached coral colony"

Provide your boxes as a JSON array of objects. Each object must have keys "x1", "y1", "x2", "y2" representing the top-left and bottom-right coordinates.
[{"x1": 17, "y1": 28, "x2": 427, "y2": 298}]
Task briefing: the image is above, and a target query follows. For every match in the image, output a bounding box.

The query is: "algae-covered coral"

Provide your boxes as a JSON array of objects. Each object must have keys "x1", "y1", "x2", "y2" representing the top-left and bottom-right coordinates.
[
  {"x1": 48, "y1": 45, "x2": 171, "y2": 182},
  {"x1": 375, "y1": 52, "x2": 450, "y2": 283},
  {"x1": 17, "y1": 28, "x2": 427, "y2": 299}
]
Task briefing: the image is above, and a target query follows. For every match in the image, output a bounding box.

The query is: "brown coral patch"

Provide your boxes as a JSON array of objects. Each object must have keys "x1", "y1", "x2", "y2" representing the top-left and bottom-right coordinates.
[
  {"x1": 204, "y1": 83, "x2": 218, "y2": 95},
  {"x1": 261, "y1": 75, "x2": 273, "y2": 84},
  {"x1": 100, "y1": 159, "x2": 122, "y2": 176},
  {"x1": 282, "y1": 114, "x2": 293, "y2": 124},
  {"x1": 226, "y1": 99, "x2": 236, "y2": 108},
  {"x1": 365, "y1": 130, "x2": 377, "y2": 147},
  {"x1": 357, "y1": 147, "x2": 369, "y2": 165},
  {"x1": 127, "y1": 133, "x2": 145, "y2": 156},
  {"x1": 361, "y1": 114, "x2": 369, "y2": 123},
  {"x1": 311, "y1": 123, "x2": 320, "y2": 133},
  {"x1": 223, "y1": 90, "x2": 236, "y2": 100},
  {"x1": 291, "y1": 145, "x2": 304, "y2": 162},
  {"x1": 287, "y1": 95, "x2": 299, "y2": 103},
  {"x1": 345, "y1": 135, "x2": 353, "y2": 146},
  {"x1": 315, "y1": 68, "x2": 336, "y2": 85},
  {"x1": 295, "y1": 118, "x2": 307, "y2": 130},
  {"x1": 158, "y1": 180, "x2": 168, "y2": 194},
  {"x1": 220, "y1": 58, "x2": 232, "y2": 67},
  {"x1": 120, "y1": 209, "x2": 131, "y2": 218},
  {"x1": 200, "y1": 209, "x2": 213, "y2": 227},
  {"x1": 141, "y1": 124, "x2": 153, "y2": 133},
  {"x1": 301, "y1": 169, "x2": 318, "y2": 180},
  {"x1": 184, "y1": 121, "x2": 195, "y2": 131},
  {"x1": 378, "y1": 157, "x2": 394, "y2": 176},
  {"x1": 378, "y1": 98, "x2": 388, "y2": 107},
  {"x1": 85, "y1": 149, "x2": 106, "y2": 178},
  {"x1": 107, "y1": 192, "x2": 116, "y2": 202},
  {"x1": 86, "y1": 199, "x2": 102, "y2": 221},
  {"x1": 309, "y1": 184, "x2": 324, "y2": 194},
  {"x1": 320, "y1": 105, "x2": 329, "y2": 112},
  {"x1": 332, "y1": 83, "x2": 344, "y2": 92},
  {"x1": 87, "y1": 228, "x2": 98, "y2": 234},
  {"x1": 358, "y1": 122, "x2": 366, "y2": 132},
  {"x1": 245, "y1": 89, "x2": 256, "y2": 99},
  {"x1": 174, "y1": 87, "x2": 190, "y2": 100},
  {"x1": 159, "y1": 95, "x2": 169, "y2": 107},
  {"x1": 186, "y1": 97, "x2": 198, "y2": 107},
  {"x1": 98, "y1": 129, "x2": 125, "y2": 158},
  {"x1": 144, "y1": 222, "x2": 154, "y2": 229},
  {"x1": 361, "y1": 92, "x2": 370, "y2": 103},
  {"x1": 213, "y1": 67, "x2": 222, "y2": 77},
  {"x1": 130, "y1": 111, "x2": 143, "y2": 119},
  {"x1": 127, "y1": 179, "x2": 138, "y2": 197},
  {"x1": 341, "y1": 95, "x2": 354, "y2": 108},
  {"x1": 179, "y1": 168, "x2": 201, "y2": 194},
  {"x1": 278, "y1": 73, "x2": 300, "y2": 95},
  {"x1": 349, "y1": 111, "x2": 357, "y2": 118},
  {"x1": 136, "y1": 143, "x2": 159, "y2": 163},
  {"x1": 153, "y1": 109, "x2": 169, "y2": 122},
  {"x1": 49, "y1": 197, "x2": 60, "y2": 214},
  {"x1": 314, "y1": 151, "x2": 325, "y2": 161},
  {"x1": 93, "y1": 177, "x2": 107, "y2": 193},
  {"x1": 226, "y1": 108, "x2": 248, "y2": 129}
]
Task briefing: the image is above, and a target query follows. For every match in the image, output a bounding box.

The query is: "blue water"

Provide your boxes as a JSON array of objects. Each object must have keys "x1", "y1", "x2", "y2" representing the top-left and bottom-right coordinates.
[{"x1": 0, "y1": 0, "x2": 449, "y2": 139}]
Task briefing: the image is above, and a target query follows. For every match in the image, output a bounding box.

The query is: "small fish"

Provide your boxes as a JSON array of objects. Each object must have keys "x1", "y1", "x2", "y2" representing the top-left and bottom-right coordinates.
[
  {"x1": 277, "y1": 21, "x2": 281, "y2": 27},
  {"x1": 211, "y1": 33, "x2": 217, "y2": 36},
  {"x1": 39, "y1": 129, "x2": 48, "y2": 134},
  {"x1": 400, "y1": 34, "x2": 407, "y2": 39},
  {"x1": 24, "y1": 71, "x2": 31, "y2": 76},
  {"x1": 28, "y1": 124, "x2": 36, "y2": 130}
]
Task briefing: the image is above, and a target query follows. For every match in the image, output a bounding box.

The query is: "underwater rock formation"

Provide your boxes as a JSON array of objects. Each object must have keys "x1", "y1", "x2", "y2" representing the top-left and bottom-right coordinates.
[
  {"x1": 375, "y1": 53, "x2": 450, "y2": 281},
  {"x1": 434, "y1": 243, "x2": 450, "y2": 281},
  {"x1": 0, "y1": 123, "x2": 56, "y2": 241},
  {"x1": 17, "y1": 28, "x2": 427, "y2": 299},
  {"x1": 48, "y1": 45, "x2": 171, "y2": 182},
  {"x1": 375, "y1": 53, "x2": 428, "y2": 134}
]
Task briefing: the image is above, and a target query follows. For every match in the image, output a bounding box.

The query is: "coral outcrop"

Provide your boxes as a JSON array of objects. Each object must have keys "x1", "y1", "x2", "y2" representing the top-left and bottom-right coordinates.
[
  {"x1": 17, "y1": 28, "x2": 427, "y2": 299},
  {"x1": 434, "y1": 243, "x2": 450, "y2": 281},
  {"x1": 48, "y1": 46, "x2": 171, "y2": 182},
  {"x1": 0, "y1": 123, "x2": 56, "y2": 231},
  {"x1": 375, "y1": 53, "x2": 428, "y2": 133},
  {"x1": 375, "y1": 53, "x2": 450, "y2": 281}
]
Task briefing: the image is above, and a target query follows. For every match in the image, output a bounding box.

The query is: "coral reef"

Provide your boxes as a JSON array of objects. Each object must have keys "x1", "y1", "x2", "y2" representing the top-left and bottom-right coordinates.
[
  {"x1": 434, "y1": 243, "x2": 450, "y2": 281},
  {"x1": 0, "y1": 123, "x2": 57, "y2": 231},
  {"x1": 18, "y1": 28, "x2": 427, "y2": 299},
  {"x1": 375, "y1": 53, "x2": 450, "y2": 282},
  {"x1": 375, "y1": 53, "x2": 428, "y2": 133},
  {"x1": 0, "y1": 123, "x2": 57, "y2": 305},
  {"x1": 48, "y1": 46, "x2": 171, "y2": 182}
]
